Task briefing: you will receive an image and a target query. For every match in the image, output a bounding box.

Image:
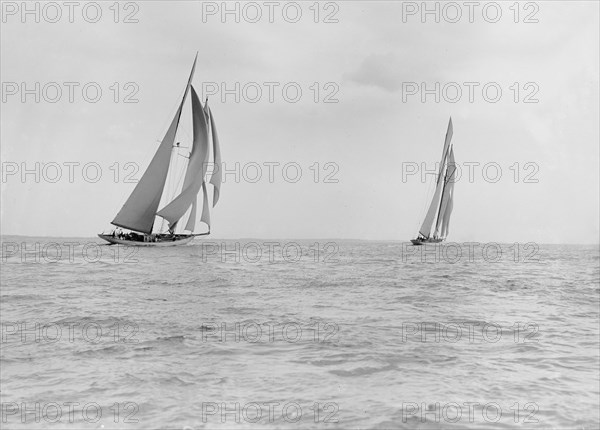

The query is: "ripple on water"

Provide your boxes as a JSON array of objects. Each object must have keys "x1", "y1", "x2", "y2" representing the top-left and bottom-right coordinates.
[{"x1": 1, "y1": 241, "x2": 598, "y2": 429}]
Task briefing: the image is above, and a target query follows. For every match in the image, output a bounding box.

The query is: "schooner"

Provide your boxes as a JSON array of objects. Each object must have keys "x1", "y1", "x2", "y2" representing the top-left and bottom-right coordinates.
[
  {"x1": 411, "y1": 118, "x2": 456, "y2": 245},
  {"x1": 98, "y1": 54, "x2": 222, "y2": 246}
]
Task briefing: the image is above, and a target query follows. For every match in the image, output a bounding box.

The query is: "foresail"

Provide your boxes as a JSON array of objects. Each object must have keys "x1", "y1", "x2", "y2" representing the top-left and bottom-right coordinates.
[
  {"x1": 184, "y1": 197, "x2": 197, "y2": 232},
  {"x1": 111, "y1": 55, "x2": 198, "y2": 234},
  {"x1": 157, "y1": 85, "x2": 210, "y2": 226},
  {"x1": 205, "y1": 103, "x2": 222, "y2": 207}
]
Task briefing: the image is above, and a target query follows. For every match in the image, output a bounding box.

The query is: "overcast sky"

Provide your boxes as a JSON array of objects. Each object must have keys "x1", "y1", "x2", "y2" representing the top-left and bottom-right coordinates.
[{"x1": 1, "y1": 1, "x2": 598, "y2": 243}]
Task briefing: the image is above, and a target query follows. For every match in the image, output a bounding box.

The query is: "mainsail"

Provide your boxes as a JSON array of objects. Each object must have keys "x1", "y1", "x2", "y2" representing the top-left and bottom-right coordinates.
[
  {"x1": 418, "y1": 118, "x2": 454, "y2": 239},
  {"x1": 111, "y1": 55, "x2": 198, "y2": 234}
]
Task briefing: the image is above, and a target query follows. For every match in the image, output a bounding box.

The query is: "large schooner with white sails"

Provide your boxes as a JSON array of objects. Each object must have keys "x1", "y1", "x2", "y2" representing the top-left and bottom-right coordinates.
[
  {"x1": 98, "y1": 54, "x2": 222, "y2": 246},
  {"x1": 411, "y1": 118, "x2": 456, "y2": 245}
]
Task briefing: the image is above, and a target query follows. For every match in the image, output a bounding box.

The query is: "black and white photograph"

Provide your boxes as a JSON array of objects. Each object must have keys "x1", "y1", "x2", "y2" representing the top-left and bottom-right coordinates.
[{"x1": 1, "y1": 1, "x2": 599, "y2": 428}]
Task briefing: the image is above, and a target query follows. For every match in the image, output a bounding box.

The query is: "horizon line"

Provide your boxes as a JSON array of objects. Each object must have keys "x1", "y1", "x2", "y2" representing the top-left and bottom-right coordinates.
[{"x1": 0, "y1": 234, "x2": 598, "y2": 246}]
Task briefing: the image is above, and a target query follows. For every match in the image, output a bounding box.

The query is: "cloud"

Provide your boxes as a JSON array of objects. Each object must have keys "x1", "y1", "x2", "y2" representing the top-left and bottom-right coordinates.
[{"x1": 347, "y1": 53, "x2": 404, "y2": 92}]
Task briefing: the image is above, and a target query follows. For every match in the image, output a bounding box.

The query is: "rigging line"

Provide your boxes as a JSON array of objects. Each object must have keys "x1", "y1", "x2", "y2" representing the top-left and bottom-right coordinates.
[
  {"x1": 170, "y1": 152, "x2": 190, "y2": 234},
  {"x1": 165, "y1": 125, "x2": 190, "y2": 201},
  {"x1": 158, "y1": 144, "x2": 177, "y2": 234},
  {"x1": 173, "y1": 156, "x2": 189, "y2": 196},
  {"x1": 165, "y1": 93, "x2": 191, "y2": 202},
  {"x1": 433, "y1": 164, "x2": 449, "y2": 238},
  {"x1": 155, "y1": 97, "x2": 184, "y2": 145},
  {"x1": 150, "y1": 61, "x2": 195, "y2": 234},
  {"x1": 159, "y1": 61, "x2": 197, "y2": 140},
  {"x1": 162, "y1": 145, "x2": 178, "y2": 209},
  {"x1": 149, "y1": 86, "x2": 191, "y2": 223},
  {"x1": 179, "y1": 124, "x2": 193, "y2": 144},
  {"x1": 158, "y1": 137, "x2": 187, "y2": 233}
]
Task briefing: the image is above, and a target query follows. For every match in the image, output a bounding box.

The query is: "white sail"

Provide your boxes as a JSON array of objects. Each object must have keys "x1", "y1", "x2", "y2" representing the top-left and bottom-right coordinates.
[
  {"x1": 111, "y1": 55, "x2": 198, "y2": 234},
  {"x1": 184, "y1": 196, "x2": 197, "y2": 232},
  {"x1": 176, "y1": 100, "x2": 219, "y2": 233},
  {"x1": 200, "y1": 182, "x2": 211, "y2": 227},
  {"x1": 418, "y1": 118, "x2": 453, "y2": 238},
  {"x1": 157, "y1": 85, "x2": 210, "y2": 225},
  {"x1": 437, "y1": 118, "x2": 453, "y2": 183},
  {"x1": 185, "y1": 181, "x2": 212, "y2": 231},
  {"x1": 419, "y1": 172, "x2": 445, "y2": 238},
  {"x1": 205, "y1": 103, "x2": 222, "y2": 207},
  {"x1": 177, "y1": 90, "x2": 210, "y2": 233},
  {"x1": 436, "y1": 146, "x2": 456, "y2": 238},
  {"x1": 440, "y1": 185, "x2": 454, "y2": 238}
]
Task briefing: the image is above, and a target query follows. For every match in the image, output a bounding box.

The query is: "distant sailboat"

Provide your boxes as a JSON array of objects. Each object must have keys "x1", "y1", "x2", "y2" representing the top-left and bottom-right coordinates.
[
  {"x1": 98, "y1": 54, "x2": 222, "y2": 246},
  {"x1": 411, "y1": 118, "x2": 456, "y2": 246}
]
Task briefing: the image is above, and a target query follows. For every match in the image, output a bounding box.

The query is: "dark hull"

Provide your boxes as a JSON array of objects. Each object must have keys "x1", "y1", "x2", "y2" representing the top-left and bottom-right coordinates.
[
  {"x1": 411, "y1": 238, "x2": 443, "y2": 246},
  {"x1": 98, "y1": 234, "x2": 195, "y2": 247}
]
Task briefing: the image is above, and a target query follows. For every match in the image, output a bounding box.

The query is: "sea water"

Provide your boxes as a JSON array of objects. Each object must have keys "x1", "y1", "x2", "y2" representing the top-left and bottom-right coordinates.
[{"x1": 1, "y1": 236, "x2": 599, "y2": 429}]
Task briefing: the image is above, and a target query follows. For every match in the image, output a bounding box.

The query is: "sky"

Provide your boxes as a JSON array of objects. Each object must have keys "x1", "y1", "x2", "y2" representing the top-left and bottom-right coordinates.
[{"x1": 1, "y1": 1, "x2": 599, "y2": 243}]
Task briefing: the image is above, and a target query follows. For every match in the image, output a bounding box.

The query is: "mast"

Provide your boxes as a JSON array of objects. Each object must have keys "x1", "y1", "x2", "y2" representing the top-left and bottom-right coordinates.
[{"x1": 151, "y1": 53, "x2": 198, "y2": 233}]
